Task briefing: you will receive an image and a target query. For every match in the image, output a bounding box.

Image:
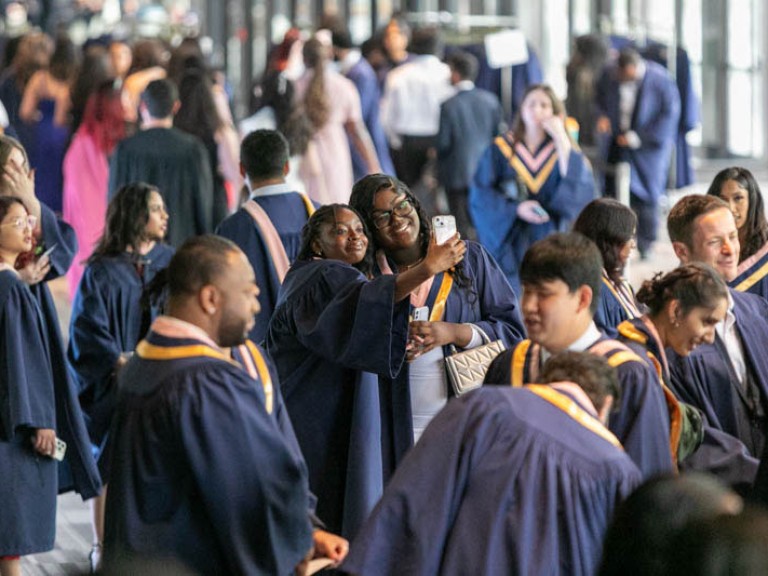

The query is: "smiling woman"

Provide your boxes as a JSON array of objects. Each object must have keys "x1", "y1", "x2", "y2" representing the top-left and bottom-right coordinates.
[
  {"x1": 0, "y1": 196, "x2": 59, "y2": 575},
  {"x1": 265, "y1": 201, "x2": 463, "y2": 539},
  {"x1": 707, "y1": 167, "x2": 768, "y2": 299}
]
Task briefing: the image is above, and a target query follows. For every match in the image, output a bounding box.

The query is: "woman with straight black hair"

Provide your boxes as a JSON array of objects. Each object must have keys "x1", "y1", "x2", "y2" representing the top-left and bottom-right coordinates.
[
  {"x1": 573, "y1": 198, "x2": 642, "y2": 337},
  {"x1": 707, "y1": 166, "x2": 768, "y2": 298}
]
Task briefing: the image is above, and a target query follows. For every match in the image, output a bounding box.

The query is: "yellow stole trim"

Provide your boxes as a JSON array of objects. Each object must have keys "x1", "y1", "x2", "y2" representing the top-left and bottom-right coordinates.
[
  {"x1": 136, "y1": 340, "x2": 274, "y2": 415},
  {"x1": 734, "y1": 261, "x2": 768, "y2": 292},
  {"x1": 299, "y1": 193, "x2": 316, "y2": 217},
  {"x1": 245, "y1": 341, "x2": 274, "y2": 415},
  {"x1": 494, "y1": 135, "x2": 559, "y2": 195},
  {"x1": 615, "y1": 321, "x2": 682, "y2": 465},
  {"x1": 525, "y1": 384, "x2": 622, "y2": 448},
  {"x1": 510, "y1": 340, "x2": 532, "y2": 387},
  {"x1": 429, "y1": 272, "x2": 454, "y2": 322},
  {"x1": 136, "y1": 341, "x2": 234, "y2": 363},
  {"x1": 509, "y1": 154, "x2": 558, "y2": 195}
]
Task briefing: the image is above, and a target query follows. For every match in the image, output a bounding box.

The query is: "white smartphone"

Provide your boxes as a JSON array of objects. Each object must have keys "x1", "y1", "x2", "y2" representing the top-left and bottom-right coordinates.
[
  {"x1": 53, "y1": 438, "x2": 67, "y2": 461},
  {"x1": 412, "y1": 306, "x2": 429, "y2": 322},
  {"x1": 432, "y1": 215, "x2": 457, "y2": 245}
]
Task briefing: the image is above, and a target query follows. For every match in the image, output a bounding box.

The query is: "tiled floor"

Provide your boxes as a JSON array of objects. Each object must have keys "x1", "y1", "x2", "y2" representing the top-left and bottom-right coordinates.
[{"x1": 21, "y1": 493, "x2": 93, "y2": 575}]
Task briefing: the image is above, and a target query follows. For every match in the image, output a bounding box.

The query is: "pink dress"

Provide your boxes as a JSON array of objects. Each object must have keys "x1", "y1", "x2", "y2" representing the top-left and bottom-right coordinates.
[
  {"x1": 295, "y1": 68, "x2": 363, "y2": 205},
  {"x1": 62, "y1": 129, "x2": 108, "y2": 299}
]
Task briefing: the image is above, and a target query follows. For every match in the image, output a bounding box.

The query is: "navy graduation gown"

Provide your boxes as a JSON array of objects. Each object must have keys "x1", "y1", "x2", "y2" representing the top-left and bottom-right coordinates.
[
  {"x1": 0, "y1": 269, "x2": 57, "y2": 555},
  {"x1": 617, "y1": 318, "x2": 758, "y2": 491},
  {"x1": 485, "y1": 336, "x2": 674, "y2": 479},
  {"x1": 67, "y1": 244, "x2": 174, "y2": 462},
  {"x1": 216, "y1": 191, "x2": 313, "y2": 343},
  {"x1": 730, "y1": 241, "x2": 768, "y2": 300},
  {"x1": 265, "y1": 258, "x2": 410, "y2": 538},
  {"x1": 342, "y1": 387, "x2": 641, "y2": 576},
  {"x1": 594, "y1": 274, "x2": 642, "y2": 339},
  {"x1": 33, "y1": 204, "x2": 102, "y2": 499},
  {"x1": 105, "y1": 331, "x2": 313, "y2": 576},
  {"x1": 377, "y1": 241, "x2": 526, "y2": 481},
  {"x1": 667, "y1": 290, "x2": 768, "y2": 458},
  {"x1": 469, "y1": 136, "x2": 594, "y2": 293}
]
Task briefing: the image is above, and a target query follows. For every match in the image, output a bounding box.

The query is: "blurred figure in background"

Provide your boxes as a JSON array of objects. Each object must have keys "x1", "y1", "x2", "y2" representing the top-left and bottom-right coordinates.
[{"x1": 63, "y1": 81, "x2": 126, "y2": 298}]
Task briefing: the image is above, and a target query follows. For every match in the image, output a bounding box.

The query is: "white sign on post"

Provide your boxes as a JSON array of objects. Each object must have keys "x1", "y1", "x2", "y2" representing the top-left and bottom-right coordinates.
[{"x1": 484, "y1": 29, "x2": 529, "y2": 69}]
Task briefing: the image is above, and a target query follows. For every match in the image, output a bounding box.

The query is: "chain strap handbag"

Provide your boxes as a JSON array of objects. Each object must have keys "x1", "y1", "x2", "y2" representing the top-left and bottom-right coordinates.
[{"x1": 444, "y1": 328, "x2": 506, "y2": 397}]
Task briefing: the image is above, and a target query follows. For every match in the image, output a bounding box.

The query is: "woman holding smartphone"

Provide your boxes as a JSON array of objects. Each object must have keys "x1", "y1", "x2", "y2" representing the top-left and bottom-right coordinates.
[
  {"x1": 0, "y1": 196, "x2": 64, "y2": 576},
  {"x1": 469, "y1": 84, "x2": 594, "y2": 293},
  {"x1": 0, "y1": 136, "x2": 101, "y2": 571},
  {"x1": 349, "y1": 174, "x2": 526, "y2": 474},
  {"x1": 266, "y1": 203, "x2": 463, "y2": 539}
]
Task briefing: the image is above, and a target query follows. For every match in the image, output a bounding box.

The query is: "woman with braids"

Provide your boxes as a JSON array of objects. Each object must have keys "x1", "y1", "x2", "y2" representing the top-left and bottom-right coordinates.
[
  {"x1": 266, "y1": 202, "x2": 464, "y2": 539},
  {"x1": 67, "y1": 182, "x2": 172, "y2": 571},
  {"x1": 349, "y1": 175, "x2": 525, "y2": 474},
  {"x1": 707, "y1": 166, "x2": 768, "y2": 298},
  {"x1": 616, "y1": 263, "x2": 758, "y2": 490},
  {"x1": 296, "y1": 37, "x2": 380, "y2": 204},
  {"x1": 573, "y1": 198, "x2": 643, "y2": 337}
]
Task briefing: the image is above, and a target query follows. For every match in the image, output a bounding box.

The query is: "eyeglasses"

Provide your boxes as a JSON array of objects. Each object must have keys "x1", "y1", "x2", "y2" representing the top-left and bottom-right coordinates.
[
  {"x1": 371, "y1": 197, "x2": 415, "y2": 230},
  {"x1": 0, "y1": 215, "x2": 37, "y2": 230}
]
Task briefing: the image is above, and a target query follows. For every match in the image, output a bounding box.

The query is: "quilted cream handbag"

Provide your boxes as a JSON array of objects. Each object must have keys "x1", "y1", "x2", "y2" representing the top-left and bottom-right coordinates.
[{"x1": 444, "y1": 329, "x2": 506, "y2": 397}]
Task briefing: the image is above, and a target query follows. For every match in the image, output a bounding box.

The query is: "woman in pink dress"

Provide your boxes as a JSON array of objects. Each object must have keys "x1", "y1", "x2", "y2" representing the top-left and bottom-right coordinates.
[
  {"x1": 296, "y1": 38, "x2": 380, "y2": 205},
  {"x1": 62, "y1": 82, "x2": 126, "y2": 299}
]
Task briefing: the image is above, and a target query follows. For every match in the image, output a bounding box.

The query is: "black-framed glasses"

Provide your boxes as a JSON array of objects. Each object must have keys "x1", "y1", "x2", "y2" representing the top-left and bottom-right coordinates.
[{"x1": 371, "y1": 197, "x2": 414, "y2": 230}]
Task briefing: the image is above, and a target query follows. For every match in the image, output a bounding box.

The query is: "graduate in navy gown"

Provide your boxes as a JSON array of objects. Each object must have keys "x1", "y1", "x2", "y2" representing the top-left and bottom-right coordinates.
[
  {"x1": 342, "y1": 351, "x2": 642, "y2": 576},
  {"x1": 595, "y1": 47, "x2": 680, "y2": 258},
  {"x1": 349, "y1": 174, "x2": 526, "y2": 480},
  {"x1": 484, "y1": 232, "x2": 674, "y2": 478},
  {"x1": 470, "y1": 84, "x2": 594, "y2": 293},
  {"x1": 707, "y1": 167, "x2": 768, "y2": 299},
  {"x1": 667, "y1": 195, "x2": 768, "y2": 458},
  {"x1": 216, "y1": 129, "x2": 315, "y2": 343},
  {"x1": 0, "y1": 136, "x2": 101, "y2": 499},
  {"x1": 616, "y1": 264, "x2": 758, "y2": 491},
  {"x1": 67, "y1": 183, "x2": 174, "y2": 570},
  {"x1": 266, "y1": 203, "x2": 466, "y2": 539},
  {"x1": 105, "y1": 236, "x2": 348, "y2": 575},
  {"x1": 573, "y1": 198, "x2": 644, "y2": 338},
  {"x1": 0, "y1": 197, "x2": 59, "y2": 574}
]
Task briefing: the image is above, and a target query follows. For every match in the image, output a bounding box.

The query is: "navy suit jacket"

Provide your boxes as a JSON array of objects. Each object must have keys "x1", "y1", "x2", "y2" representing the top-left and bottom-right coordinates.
[
  {"x1": 437, "y1": 86, "x2": 503, "y2": 190},
  {"x1": 595, "y1": 60, "x2": 680, "y2": 203}
]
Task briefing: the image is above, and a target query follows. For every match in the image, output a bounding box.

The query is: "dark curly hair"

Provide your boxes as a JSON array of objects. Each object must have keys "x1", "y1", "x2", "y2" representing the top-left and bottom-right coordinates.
[
  {"x1": 635, "y1": 262, "x2": 728, "y2": 317},
  {"x1": 297, "y1": 204, "x2": 373, "y2": 277},
  {"x1": 349, "y1": 173, "x2": 474, "y2": 294},
  {"x1": 87, "y1": 182, "x2": 159, "y2": 264}
]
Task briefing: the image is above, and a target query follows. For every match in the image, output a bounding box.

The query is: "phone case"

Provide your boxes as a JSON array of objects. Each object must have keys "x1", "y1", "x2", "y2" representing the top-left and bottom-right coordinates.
[{"x1": 433, "y1": 215, "x2": 457, "y2": 245}]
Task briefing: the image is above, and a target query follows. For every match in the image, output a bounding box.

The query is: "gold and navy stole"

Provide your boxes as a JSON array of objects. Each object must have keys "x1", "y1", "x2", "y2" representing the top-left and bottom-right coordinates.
[
  {"x1": 617, "y1": 319, "x2": 683, "y2": 464},
  {"x1": 525, "y1": 384, "x2": 623, "y2": 448},
  {"x1": 408, "y1": 272, "x2": 454, "y2": 322},
  {"x1": 494, "y1": 133, "x2": 558, "y2": 195},
  {"x1": 135, "y1": 339, "x2": 274, "y2": 414},
  {"x1": 732, "y1": 241, "x2": 768, "y2": 293},
  {"x1": 602, "y1": 270, "x2": 643, "y2": 319}
]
